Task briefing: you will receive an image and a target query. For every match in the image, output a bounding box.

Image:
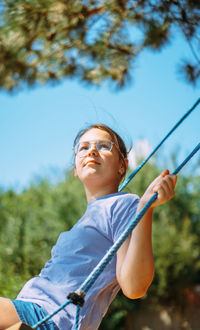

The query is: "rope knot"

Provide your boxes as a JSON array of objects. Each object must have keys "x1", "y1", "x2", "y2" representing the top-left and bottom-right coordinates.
[{"x1": 67, "y1": 290, "x2": 86, "y2": 307}]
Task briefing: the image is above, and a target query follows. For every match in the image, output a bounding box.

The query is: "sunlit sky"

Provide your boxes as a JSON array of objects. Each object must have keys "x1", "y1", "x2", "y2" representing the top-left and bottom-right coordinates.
[{"x1": 1, "y1": 33, "x2": 200, "y2": 191}]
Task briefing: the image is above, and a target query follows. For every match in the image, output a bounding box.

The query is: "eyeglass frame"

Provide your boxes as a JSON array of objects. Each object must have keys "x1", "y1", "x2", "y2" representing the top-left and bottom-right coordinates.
[{"x1": 73, "y1": 140, "x2": 116, "y2": 158}]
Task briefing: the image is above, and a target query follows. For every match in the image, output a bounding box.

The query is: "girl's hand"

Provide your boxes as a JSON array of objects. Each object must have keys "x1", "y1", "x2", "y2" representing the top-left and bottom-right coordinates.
[{"x1": 140, "y1": 170, "x2": 177, "y2": 209}]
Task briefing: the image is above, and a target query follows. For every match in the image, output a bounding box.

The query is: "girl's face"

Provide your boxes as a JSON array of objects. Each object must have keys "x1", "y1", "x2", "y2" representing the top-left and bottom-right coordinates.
[{"x1": 74, "y1": 128, "x2": 127, "y2": 191}]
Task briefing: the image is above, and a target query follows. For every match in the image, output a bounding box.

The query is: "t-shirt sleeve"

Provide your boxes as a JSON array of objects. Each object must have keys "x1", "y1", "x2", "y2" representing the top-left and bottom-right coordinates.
[{"x1": 111, "y1": 194, "x2": 140, "y2": 242}]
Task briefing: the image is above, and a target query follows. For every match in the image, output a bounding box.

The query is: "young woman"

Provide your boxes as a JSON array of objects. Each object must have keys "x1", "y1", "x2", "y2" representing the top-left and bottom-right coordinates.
[{"x1": 0, "y1": 124, "x2": 177, "y2": 330}]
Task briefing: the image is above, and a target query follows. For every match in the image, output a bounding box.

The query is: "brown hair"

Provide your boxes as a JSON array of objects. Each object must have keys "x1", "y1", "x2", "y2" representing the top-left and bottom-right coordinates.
[{"x1": 73, "y1": 123, "x2": 128, "y2": 159}]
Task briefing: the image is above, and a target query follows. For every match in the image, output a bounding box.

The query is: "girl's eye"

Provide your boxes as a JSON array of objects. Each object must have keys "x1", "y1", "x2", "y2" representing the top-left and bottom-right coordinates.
[
  {"x1": 79, "y1": 144, "x2": 89, "y2": 152},
  {"x1": 98, "y1": 142, "x2": 110, "y2": 150}
]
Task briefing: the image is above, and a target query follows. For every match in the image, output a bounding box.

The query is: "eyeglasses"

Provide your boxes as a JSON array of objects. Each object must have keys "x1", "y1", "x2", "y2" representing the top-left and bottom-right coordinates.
[{"x1": 73, "y1": 140, "x2": 115, "y2": 158}]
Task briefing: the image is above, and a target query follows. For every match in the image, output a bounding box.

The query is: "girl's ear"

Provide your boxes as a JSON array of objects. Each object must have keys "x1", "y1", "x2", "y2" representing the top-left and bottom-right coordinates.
[
  {"x1": 124, "y1": 158, "x2": 128, "y2": 172},
  {"x1": 119, "y1": 158, "x2": 128, "y2": 176}
]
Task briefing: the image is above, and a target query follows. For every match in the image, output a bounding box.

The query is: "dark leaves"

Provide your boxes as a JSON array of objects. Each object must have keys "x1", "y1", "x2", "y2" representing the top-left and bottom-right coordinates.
[{"x1": 0, "y1": 0, "x2": 200, "y2": 91}]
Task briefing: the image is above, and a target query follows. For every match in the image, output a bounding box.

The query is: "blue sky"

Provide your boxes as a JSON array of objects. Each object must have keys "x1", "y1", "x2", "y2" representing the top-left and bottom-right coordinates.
[{"x1": 1, "y1": 34, "x2": 200, "y2": 191}]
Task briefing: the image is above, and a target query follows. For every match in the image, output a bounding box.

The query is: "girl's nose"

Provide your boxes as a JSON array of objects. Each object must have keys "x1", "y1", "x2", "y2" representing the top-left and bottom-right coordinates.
[{"x1": 87, "y1": 144, "x2": 98, "y2": 156}]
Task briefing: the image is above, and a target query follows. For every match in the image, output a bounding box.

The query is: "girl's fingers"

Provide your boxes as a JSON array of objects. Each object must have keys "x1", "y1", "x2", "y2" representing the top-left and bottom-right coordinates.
[
  {"x1": 153, "y1": 175, "x2": 177, "y2": 192},
  {"x1": 142, "y1": 171, "x2": 177, "y2": 208},
  {"x1": 161, "y1": 169, "x2": 170, "y2": 177},
  {"x1": 162, "y1": 176, "x2": 176, "y2": 193},
  {"x1": 153, "y1": 170, "x2": 169, "y2": 185},
  {"x1": 153, "y1": 174, "x2": 177, "y2": 204}
]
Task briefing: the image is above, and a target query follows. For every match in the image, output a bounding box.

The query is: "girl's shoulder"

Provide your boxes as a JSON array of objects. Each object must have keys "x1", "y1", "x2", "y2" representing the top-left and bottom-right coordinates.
[
  {"x1": 95, "y1": 192, "x2": 140, "y2": 213},
  {"x1": 112, "y1": 192, "x2": 139, "y2": 212},
  {"x1": 109, "y1": 193, "x2": 140, "y2": 242},
  {"x1": 110, "y1": 192, "x2": 140, "y2": 206},
  {"x1": 87, "y1": 192, "x2": 140, "y2": 215}
]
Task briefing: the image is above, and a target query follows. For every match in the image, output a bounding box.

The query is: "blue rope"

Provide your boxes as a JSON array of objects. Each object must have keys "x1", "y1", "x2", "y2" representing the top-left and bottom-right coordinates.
[
  {"x1": 33, "y1": 142, "x2": 200, "y2": 330},
  {"x1": 173, "y1": 143, "x2": 200, "y2": 175},
  {"x1": 74, "y1": 306, "x2": 81, "y2": 330},
  {"x1": 119, "y1": 98, "x2": 200, "y2": 192},
  {"x1": 32, "y1": 300, "x2": 72, "y2": 329}
]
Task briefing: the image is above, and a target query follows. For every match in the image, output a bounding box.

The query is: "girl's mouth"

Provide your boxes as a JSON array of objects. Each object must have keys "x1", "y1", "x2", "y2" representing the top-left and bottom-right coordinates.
[{"x1": 84, "y1": 160, "x2": 100, "y2": 166}]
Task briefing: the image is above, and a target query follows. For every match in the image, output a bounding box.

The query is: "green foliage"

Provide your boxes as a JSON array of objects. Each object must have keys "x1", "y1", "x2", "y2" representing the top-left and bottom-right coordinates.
[
  {"x1": 151, "y1": 172, "x2": 200, "y2": 298},
  {"x1": 100, "y1": 291, "x2": 141, "y2": 330},
  {"x1": 0, "y1": 0, "x2": 200, "y2": 91},
  {"x1": 0, "y1": 171, "x2": 87, "y2": 297}
]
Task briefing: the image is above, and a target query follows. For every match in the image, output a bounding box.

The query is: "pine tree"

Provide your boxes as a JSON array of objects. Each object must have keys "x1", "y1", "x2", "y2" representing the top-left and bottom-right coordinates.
[{"x1": 0, "y1": 0, "x2": 200, "y2": 91}]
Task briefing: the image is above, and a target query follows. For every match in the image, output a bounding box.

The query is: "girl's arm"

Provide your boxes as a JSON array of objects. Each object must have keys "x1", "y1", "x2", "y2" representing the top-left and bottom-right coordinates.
[{"x1": 116, "y1": 170, "x2": 177, "y2": 299}]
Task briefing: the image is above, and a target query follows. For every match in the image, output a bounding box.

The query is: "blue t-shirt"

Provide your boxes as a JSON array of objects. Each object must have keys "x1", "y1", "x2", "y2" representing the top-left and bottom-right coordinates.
[{"x1": 17, "y1": 192, "x2": 139, "y2": 329}]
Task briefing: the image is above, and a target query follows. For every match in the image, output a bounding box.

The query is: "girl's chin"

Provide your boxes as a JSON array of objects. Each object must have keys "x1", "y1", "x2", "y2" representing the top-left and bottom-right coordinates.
[
  {"x1": 83, "y1": 167, "x2": 101, "y2": 175},
  {"x1": 80, "y1": 171, "x2": 107, "y2": 184},
  {"x1": 82, "y1": 171, "x2": 102, "y2": 181}
]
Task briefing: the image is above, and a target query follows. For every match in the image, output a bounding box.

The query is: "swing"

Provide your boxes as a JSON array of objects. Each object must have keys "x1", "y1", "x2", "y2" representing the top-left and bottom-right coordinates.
[{"x1": 6, "y1": 98, "x2": 200, "y2": 330}]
